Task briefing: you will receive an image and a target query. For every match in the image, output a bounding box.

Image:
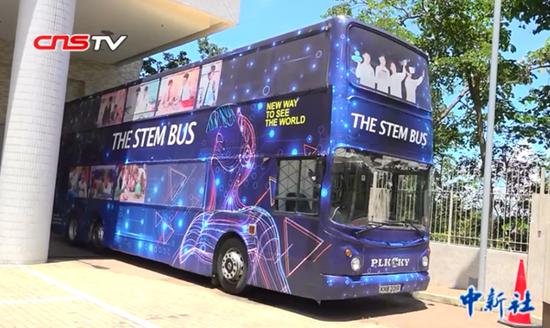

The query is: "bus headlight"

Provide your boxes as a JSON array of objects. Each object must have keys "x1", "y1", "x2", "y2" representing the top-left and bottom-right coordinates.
[
  {"x1": 351, "y1": 257, "x2": 362, "y2": 272},
  {"x1": 421, "y1": 255, "x2": 429, "y2": 268}
]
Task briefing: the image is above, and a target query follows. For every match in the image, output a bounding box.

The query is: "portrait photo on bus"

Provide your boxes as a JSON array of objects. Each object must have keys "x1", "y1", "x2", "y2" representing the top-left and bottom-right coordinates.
[
  {"x1": 115, "y1": 164, "x2": 148, "y2": 203},
  {"x1": 67, "y1": 166, "x2": 90, "y2": 199},
  {"x1": 156, "y1": 67, "x2": 200, "y2": 116},
  {"x1": 349, "y1": 26, "x2": 430, "y2": 110},
  {"x1": 196, "y1": 60, "x2": 222, "y2": 108},
  {"x1": 97, "y1": 89, "x2": 126, "y2": 127},
  {"x1": 124, "y1": 79, "x2": 160, "y2": 122},
  {"x1": 89, "y1": 165, "x2": 116, "y2": 200}
]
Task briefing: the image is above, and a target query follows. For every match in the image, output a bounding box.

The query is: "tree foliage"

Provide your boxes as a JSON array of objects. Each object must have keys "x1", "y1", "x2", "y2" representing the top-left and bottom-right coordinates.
[
  {"x1": 197, "y1": 37, "x2": 228, "y2": 60},
  {"x1": 140, "y1": 37, "x2": 227, "y2": 77},
  {"x1": 506, "y1": 0, "x2": 550, "y2": 151},
  {"x1": 508, "y1": 0, "x2": 550, "y2": 33},
  {"x1": 514, "y1": 37, "x2": 550, "y2": 146},
  {"x1": 324, "y1": 0, "x2": 548, "y2": 167},
  {"x1": 141, "y1": 51, "x2": 191, "y2": 77}
]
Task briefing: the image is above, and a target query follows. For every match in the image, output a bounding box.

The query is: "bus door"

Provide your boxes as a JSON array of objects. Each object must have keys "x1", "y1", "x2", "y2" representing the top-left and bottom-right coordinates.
[{"x1": 274, "y1": 157, "x2": 324, "y2": 282}]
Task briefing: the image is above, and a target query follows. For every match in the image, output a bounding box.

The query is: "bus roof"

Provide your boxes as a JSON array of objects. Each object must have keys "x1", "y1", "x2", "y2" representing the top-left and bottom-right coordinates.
[{"x1": 67, "y1": 16, "x2": 428, "y2": 104}]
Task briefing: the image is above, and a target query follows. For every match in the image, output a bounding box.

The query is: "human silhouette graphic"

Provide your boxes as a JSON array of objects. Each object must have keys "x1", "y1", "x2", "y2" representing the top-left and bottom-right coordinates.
[
  {"x1": 389, "y1": 62, "x2": 406, "y2": 98},
  {"x1": 404, "y1": 66, "x2": 425, "y2": 103},
  {"x1": 355, "y1": 52, "x2": 375, "y2": 89},
  {"x1": 375, "y1": 55, "x2": 391, "y2": 94}
]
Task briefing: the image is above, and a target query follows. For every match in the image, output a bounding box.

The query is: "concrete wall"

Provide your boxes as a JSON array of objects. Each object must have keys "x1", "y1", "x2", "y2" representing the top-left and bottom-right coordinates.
[
  {"x1": 0, "y1": 39, "x2": 12, "y2": 125},
  {"x1": 429, "y1": 242, "x2": 528, "y2": 298},
  {"x1": 67, "y1": 58, "x2": 142, "y2": 100},
  {"x1": 430, "y1": 192, "x2": 550, "y2": 302},
  {"x1": 545, "y1": 303, "x2": 550, "y2": 328},
  {"x1": 529, "y1": 193, "x2": 550, "y2": 303},
  {"x1": 0, "y1": 40, "x2": 141, "y2": 147},
  {"x1": 537, "y1": 194, "x2": 550, "y2": 304},
  {"x1": 0, "y1": 39, "x2": 13, "y2": 161},
  {"x1": 1, "y1": 39, "x2": 141, "y2": 108},
  {"x1": 541, "y1": 192, "x2": 550, "y2": 327},
  {"x1": 0, "y1": 38, "x2": 140, "y2": 162}
]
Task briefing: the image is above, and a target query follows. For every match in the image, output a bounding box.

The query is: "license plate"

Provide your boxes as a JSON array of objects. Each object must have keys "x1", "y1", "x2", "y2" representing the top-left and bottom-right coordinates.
[{"x1": 379, "y1": 284, "x2": 401, "y2": 294}]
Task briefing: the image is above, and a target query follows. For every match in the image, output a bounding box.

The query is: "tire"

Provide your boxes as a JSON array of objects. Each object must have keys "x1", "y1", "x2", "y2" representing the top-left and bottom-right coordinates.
[
  {"x1": 66, "y1": 216, "x2": 79, "y2": 244},
  {"x1": 90, "y1": 221, "x2": 105, "y2": 253},
  {"x1": 216, "y1": 238, "x2": 248, "y2": 295}
]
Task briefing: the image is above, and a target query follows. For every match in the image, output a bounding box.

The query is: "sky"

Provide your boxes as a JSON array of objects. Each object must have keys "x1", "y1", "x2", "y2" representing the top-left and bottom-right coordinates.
[
  {"x1": 162, "y1": 0, "x2": 548, "y2": 66},
  {"x1": 154, "y1": 0, "x2": 337, "y2": 61}
]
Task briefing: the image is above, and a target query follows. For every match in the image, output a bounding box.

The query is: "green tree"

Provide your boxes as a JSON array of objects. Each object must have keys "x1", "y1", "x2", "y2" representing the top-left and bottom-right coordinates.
[
  {"x1": 141, "y1": 50, "x2": 191, "y2": 77},
  {"x1": 508, "y1": 0, "x2": 550, "y2": 33},
  {"x1": 198, "y1": 37, "x2": 228, "y2": 60},
  {"x1": 140, "y1": 37, "x2": 227, "y2": 77},
  {"x1": 507, "y1": 0, "x2": 550, "y2": 147},
  {"x1": 324, "y1": 0, "x2": 548, "y2": 168}
]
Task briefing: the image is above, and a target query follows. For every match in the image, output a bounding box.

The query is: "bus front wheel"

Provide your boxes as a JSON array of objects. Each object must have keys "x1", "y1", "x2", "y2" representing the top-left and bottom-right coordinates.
[{"x1": 216, "y1": 238, "x2": 248, "y2": 295}]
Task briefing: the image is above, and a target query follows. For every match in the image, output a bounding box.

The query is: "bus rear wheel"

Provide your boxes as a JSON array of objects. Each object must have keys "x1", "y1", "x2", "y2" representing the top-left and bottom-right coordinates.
[
  {"x1": 66, "y1": 217, "x2": 79, "y2": 244},
  {"x1": 216, "y1": 238, "x2": 248, "y2": 295},
  {"x1": 90, "y1": 221, "x2": 105, "y2": 253}
]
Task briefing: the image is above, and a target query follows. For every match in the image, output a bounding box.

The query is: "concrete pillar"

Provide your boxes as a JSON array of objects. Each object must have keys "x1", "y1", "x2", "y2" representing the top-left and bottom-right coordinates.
[
  {"x1": 527, "y1": 192, "x2": 550, "y2": 302},
  {"x1": 0, "y1": 0, "x2": 76, "y2": 264},
  {"x1": 542, "y1": 195, "x2": 550, "y2": 327}
]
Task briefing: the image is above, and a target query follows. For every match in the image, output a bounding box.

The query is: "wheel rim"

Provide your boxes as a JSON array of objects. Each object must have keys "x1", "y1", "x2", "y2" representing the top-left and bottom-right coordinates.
[
  {"x1": 68, "y1": 219, "x2": 77, "y2": 241},
  {"x1": 221, "y1": 248, "x2": 244, "y2": 282}
]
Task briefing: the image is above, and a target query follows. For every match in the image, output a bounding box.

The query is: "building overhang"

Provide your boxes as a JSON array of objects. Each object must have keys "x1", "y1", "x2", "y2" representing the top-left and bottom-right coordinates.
[{"x1": 0, "y1": 0, "x2": 240, "y2": 64}]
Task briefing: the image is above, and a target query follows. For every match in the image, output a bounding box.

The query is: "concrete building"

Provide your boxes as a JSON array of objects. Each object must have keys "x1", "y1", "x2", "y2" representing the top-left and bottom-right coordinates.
[{"x1": 0, "y1": 0, "x2": 239, "y2": 264}]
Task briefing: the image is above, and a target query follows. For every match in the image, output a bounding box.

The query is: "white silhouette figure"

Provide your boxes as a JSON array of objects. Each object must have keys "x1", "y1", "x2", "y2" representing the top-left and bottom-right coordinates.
[
  {"x1": 389, "y1": 62, "x2": 407, "y2": 98},
  {"x1": 404, "y1": 66, "x2": 425, "y2": 103},
  {"x1": 375, "y1": 55, "x2": 391, "y2": 94},
  {"x1": 355, "y1": 52, "x2": 375, "y2": 89}
]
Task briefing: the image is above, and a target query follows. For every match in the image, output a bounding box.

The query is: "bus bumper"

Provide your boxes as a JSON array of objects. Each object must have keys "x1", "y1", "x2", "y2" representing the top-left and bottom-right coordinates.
[{"x1": 319, "y1": 271, "x2": 429, "y2": 300}]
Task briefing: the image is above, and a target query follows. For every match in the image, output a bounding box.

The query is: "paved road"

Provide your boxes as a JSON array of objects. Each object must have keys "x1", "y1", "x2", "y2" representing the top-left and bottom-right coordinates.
[{"x1": 0, "y1": 236, "x2": 505, "y2": 327}]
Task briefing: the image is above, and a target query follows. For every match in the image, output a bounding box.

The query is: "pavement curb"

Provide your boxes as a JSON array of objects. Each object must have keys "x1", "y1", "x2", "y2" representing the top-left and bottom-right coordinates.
[
  {"x1": 413, "y1": 291, "x2": 473, "y2": 309},
  {"x1": 413, "y1": 291, "x2": 543, "y2": 325}
]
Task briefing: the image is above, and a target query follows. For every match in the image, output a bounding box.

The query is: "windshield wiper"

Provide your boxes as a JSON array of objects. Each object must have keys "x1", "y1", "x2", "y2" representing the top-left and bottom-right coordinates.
[
  {"x1": 353, "y1": 222, "x2": 384, "y2": 237},
  {"x1": 353, "y1": 220, "x2": 425, "y2": 237},
  {"x1": 353, "y1": 220, "x2": 403, "y2": 237},
  {"x1": 402, "y1": 220, "x2": 425, "y2": 237}
]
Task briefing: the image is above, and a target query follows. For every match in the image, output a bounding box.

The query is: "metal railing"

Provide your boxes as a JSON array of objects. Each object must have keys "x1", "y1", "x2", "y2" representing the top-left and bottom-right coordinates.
[{"x1": 430, "y1": 167, "x2": 549, "y2": 253}]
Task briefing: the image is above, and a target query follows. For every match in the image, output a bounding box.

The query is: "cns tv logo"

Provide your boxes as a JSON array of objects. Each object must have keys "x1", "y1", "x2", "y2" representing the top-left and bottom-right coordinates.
[{"x1": 33, "y1": 34, "x2": 127, "y2": 52}]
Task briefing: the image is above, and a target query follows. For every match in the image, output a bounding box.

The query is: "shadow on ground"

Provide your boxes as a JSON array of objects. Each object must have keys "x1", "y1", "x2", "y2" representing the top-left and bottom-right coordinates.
[
  {"x1": 48, "y1": 233, "x2": 429, "y2": 322},
  {"x1": 243, "y1": 287, "x2": 428, "y2": 321}
]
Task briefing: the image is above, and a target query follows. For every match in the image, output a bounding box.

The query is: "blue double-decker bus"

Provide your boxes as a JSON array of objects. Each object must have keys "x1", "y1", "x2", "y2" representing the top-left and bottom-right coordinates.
[{"x1": 52, "y1": 17, "x2": 433, "y2": 301}]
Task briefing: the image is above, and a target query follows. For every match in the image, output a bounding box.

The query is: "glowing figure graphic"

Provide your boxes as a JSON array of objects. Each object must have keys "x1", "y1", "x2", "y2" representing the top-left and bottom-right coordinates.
[{"x1": 175, "y1": 105, "x2": 290, "y2": 293}]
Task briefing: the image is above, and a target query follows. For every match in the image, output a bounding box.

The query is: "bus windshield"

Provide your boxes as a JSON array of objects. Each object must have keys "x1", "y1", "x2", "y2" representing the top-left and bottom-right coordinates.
[{"x1": 330, "y1": 148, "x2": 430, "y2": 228}]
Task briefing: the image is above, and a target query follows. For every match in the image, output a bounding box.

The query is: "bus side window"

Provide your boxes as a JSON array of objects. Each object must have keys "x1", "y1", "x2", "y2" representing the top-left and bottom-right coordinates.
[{"x1": 275, "y1": 158, "x2": 322, "y2": 216}]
